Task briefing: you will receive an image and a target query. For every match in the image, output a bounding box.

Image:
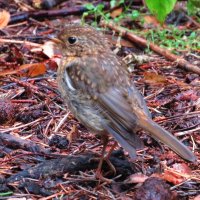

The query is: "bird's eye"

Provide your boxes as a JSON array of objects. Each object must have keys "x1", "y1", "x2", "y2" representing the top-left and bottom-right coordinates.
[{"x1": 67, "y1": 36, "x2": 77, "y2": 44}]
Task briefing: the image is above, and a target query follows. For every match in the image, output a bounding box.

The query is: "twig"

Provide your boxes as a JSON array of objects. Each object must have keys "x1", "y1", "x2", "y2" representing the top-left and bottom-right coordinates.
[
  {"x1": 100, "y1": 20, "x2": 200, "y2": 75},
  {"x1": 9, "y1": 2, "x2": 110, "y2": 24},
  {"x1": 54, "y1": 112, "x2": 70, "y2": 132},
  {"x1": 185, "y1": 15, "x2": 200, "y2": 28},
  {"x1": 39, "y1": 191, "x2": 65, "y2": 200},
  {"x1": 0, "y1": 38, "x2": 41, "y2": 47},
  {"x1": 175, "y1": 126, "x2": 200, "y2": 136},
  {"x1": 0, "y1": 118, "x2": 42, "y2": 133},
  {"x1": 9, "y1": 77, "x2": 46, "y2": 98}
]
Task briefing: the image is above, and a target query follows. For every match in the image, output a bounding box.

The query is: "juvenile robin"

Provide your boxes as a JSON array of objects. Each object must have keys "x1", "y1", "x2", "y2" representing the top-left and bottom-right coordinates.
[{"x1": 55, "y1": 24, "x2": 196, "y2": 172}]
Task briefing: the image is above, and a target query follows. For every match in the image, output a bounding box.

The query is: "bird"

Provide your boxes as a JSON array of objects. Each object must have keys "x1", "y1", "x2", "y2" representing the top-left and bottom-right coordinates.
[{"x1": 54, "y1": 24, "x2": 196, "y2": 172}]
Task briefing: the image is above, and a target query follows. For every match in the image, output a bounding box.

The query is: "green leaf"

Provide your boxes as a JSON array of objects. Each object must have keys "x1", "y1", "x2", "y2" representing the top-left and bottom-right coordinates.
[
  {"x1": 82, "y1": 12, "x2": 89, "y2": 17},
  {"x1": 95, "y1": 4, "x2": 105, "y2": 12},
  {"x1": 190, "y1": 31, "x2": 196, "y2": 38},
  {"x1": 84, "y1": 3, "x2": 95, "y2": 11},
  {"x1": 187, "y1": 0, "x2": 200, "y2": 15},
  {"x1": 119, "y1": 0, "x2": 125, "y2": 4},
  {"x1": 131, "y1": 10, "x2": 140, "y2": 19},
  {"x1": 110, "y1": 0, "x2": 116, "y2": 8},
  {"x1": 145, "y1": 0, "x2": 177, "y2": 23},
  {"x1": 110, "y1": 0, "x2": 124, "y2": 8},
  {"x1": 91, "y1": 21, "x2": 98, "y2": 27}
]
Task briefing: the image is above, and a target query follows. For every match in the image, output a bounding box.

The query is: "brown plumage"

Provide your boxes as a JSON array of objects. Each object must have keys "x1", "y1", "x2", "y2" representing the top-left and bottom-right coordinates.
[{"x1": 56, "y1": 24, "x2": 196, "y2": 162}]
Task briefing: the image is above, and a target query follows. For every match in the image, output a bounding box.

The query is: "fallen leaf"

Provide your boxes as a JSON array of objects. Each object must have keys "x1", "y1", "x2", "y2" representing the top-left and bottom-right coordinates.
[
  {"x1": 143, "y1": 71, "x2": 168, "y2": 85},
  {"x1": 67, "y1": 125, "x2": 79, "y2": 143},
  {"x1": 0, "y1": 10, "x2": 10, "y2": 29},
  {"x1": 143, "y1": 15, "x2": 160, "y2": 27},
  {"x1": 26, "y1": 63, "x2": 46, "y2": 77},
  {"x1": 41, "y1": 41, "x2": 62, "y2": 58},
  {"x1": 110, "y1": 7, "x2": 123, "y2": 18},
  {"x1": 162, "y1": 170, "x2": 184, "y2": 185},
  {"x1": 162, "y1": 163, "x2": 192, "y2": 184},
  {"x1": 0, "y1": 62, "x2": 46, "y2": 77}
]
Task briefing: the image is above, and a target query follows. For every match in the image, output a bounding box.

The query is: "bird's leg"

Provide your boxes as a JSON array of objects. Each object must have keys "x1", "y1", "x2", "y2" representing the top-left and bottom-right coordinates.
[
  {"x1": 96, "y1": 135, "x2": 109, "y2": 175},
  {"x1": 105, "y1": 141, "x2": 118, "y2": 159},
  {"x1": 104, "y1": 141, "x2": 118, "y2": 176},
  {"x1": 95, "y1": 136, "x2": 117, "y2": 182}
]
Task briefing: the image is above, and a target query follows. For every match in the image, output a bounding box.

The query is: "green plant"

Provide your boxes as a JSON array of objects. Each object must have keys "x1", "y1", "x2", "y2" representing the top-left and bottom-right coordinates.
[
  {"x1": 113, "y1": 10, "x2": 140, "y2": 23},
  {"x1": 82, "y1": 3, "x2": 109, "y2": 26},
  {"x1": 82, "y1": 2, "x2": 140, "y2": 26},
  {"x1": 145, "y1": 0, "x2": 177, "y2": 24},
  {"x1": 110, "y1": 0, "x2": 125, "y2": 8},
  {"x1": 145, "y1": 28, "x2": 200, "y2": 53},
  {"x1": 187, "y1": 0, "x2": 200, "y2": 16}
]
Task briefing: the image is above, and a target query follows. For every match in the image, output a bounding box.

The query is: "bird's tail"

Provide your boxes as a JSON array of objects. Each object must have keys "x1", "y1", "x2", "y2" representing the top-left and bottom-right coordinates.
[{"x1": 137, "y1": 113, "x2": 196, "y2": 162}]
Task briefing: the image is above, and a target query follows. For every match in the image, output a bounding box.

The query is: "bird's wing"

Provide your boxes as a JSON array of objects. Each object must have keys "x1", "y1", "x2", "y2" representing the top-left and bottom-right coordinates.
[
  {"x1": 97, "y1": 86, "x2": 196, "y2": 162},
  {"x1": 60, "y1": 57, "x2": 145, "y2": 158}
]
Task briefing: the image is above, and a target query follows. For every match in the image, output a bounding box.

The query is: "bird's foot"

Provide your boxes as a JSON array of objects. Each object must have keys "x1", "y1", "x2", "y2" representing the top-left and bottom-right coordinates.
[
  {"x1": 102, "y1": 156, "x2": 116, "y2": 176},
  {"x1": 80, "y1": 170, "x2": 114, "y2": 183},
  {"x1": 95, "y1": 169, "x2": 114, "y2": 184},
  {"x1": 92, "y1": 155, "x2": 116, "y2": 176}
]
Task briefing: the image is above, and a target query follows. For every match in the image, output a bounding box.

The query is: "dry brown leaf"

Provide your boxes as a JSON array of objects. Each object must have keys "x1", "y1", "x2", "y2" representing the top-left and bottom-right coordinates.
[
  {"x1": 162, "y1": 163, "x2": 192, "y2": 185},
  {"x1": 0, "y1": 62, "x2": 46, "y2": 77},
  {"x1": 0, "y1": 10, "x2": 10, "y2": 29},
  {"x1": 0, "y1": 67, "x2": 23, "y2": 77},
  {"x1": 110, "y1": 7, "x2": 123, "y2": 18},
  {"x1": 26, "y1": 63, "x2": 46, "y2": 77},
  {"x1": 143, "y1": 15, "x2": 160, "y2": 27},
  {"x1": 41, "y1": 41, "x2": 62, "y2": 58},
  {"x1": 162, "y1": 170, "x2": 184, "y2": 185},
  {"x1": 67, "y1": 125, "x2": 79, "y2": 143},
  {"x1": 143, "y1": 71, "x2": 168, "y2": 85}
]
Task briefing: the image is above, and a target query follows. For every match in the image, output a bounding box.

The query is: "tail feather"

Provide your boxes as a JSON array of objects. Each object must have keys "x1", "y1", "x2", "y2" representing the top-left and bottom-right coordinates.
[{"x1": 137, "y1": 115, "x2": 196, "y2": 162}]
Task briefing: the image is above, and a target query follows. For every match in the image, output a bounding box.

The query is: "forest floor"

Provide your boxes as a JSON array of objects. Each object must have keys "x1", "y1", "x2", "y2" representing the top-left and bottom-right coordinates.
[{"x1": 0, "y1": 0, "x2": 199, "y2": 199}]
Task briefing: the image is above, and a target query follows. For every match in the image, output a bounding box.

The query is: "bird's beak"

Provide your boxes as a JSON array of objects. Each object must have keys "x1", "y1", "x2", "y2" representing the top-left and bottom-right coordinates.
[
  {"x1": 51, "y1": 38, "x2": 63, "y2": 44},
  {"x1": 47, "y1": 35, "x2": 64, "y2": 44}
]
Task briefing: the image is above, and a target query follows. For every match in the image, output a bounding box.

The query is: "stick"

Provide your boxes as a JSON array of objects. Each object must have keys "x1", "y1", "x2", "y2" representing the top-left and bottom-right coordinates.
[{"x1": 100, "y1": 20, "x2": 200, "y2": 75}]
